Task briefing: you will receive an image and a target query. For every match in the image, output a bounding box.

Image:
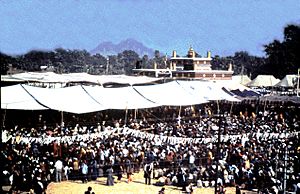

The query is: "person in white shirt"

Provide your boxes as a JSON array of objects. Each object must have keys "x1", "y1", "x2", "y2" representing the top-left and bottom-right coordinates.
[
  {"x1": 54, "y1": 159, "x2": 63, "y2": 182},
  {"x1": 189, "y1": 151, "x2": 196, "y2": 170},
  {"x1": 64, "y1": 165, "x2": 69, "y2": 181}
]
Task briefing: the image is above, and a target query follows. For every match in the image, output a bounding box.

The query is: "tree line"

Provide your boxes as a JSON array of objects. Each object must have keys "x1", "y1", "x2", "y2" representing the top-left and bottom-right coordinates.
[
  {"x1": 0, "y1": 48, "x2": 167, "y2": 76},
  {"x1": 211, "y1": 24, "x2": 300, "y2": 79},
  {"x1": 1, "y1": 24, "x2": 299, "y2": 79}
]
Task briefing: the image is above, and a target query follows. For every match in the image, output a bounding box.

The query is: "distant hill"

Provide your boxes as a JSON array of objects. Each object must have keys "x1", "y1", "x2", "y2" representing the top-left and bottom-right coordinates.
[{"x1": 90, "y1": 38, "x2": 155, "y2": 57}]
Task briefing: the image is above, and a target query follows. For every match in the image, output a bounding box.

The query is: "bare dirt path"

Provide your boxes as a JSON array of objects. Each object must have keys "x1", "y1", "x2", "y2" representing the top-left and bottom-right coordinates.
[{"x1": 46, "y1": 171, "x2": 239, "y2": 194}]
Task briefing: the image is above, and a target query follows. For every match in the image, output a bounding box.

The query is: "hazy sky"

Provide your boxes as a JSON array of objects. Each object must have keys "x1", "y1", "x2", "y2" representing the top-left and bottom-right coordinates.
[{"x1": 1, "y1": 0, "x2": 299, "y2": 57}]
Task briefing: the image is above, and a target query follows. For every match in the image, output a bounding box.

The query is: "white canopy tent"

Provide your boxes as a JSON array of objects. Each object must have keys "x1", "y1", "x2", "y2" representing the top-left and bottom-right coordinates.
[
  {"x1": 232, "y1": 75, "x2": 252, "y2": 86},
  {"x1": 1, "y1": 80, "x2": 242, "y2": 114},
  {"x1": 21, "y1": 85, "x2": 106, "y2": 114},
  {"x1": 82, "y1": 85, "x2": 159, "y2": 110},
  {"x1": 2, "y1": 72, "x2": 67, "y2": 83},
  {"x1": 177, "y1": 80, "x2": 240, "y2": 102},
  {"x1": 1, "y1": 84, "x2": 48, "y2": 110},
  {"x1": 247, "y1": 75, "x2": 280, "y2": 87},
  {"x1": 275, "y1": 74, "x2": 297, "y2": 87},
  {"x1": 1, "y1": 72, "x2": 162, "y2": 86},
  {"x1": 213, "y1": 79, "x2": 251, "y2": 92},
  {"x1": 133, "y1": 81, "x2": 208, "y2": 106}
]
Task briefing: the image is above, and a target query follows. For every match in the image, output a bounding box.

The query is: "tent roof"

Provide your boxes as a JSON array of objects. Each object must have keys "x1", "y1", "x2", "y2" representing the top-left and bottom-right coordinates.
[
  {"x1": 275, "y1": 74, "x2": 298, "y2": 87},
  {"x1": 1, "y1": 72, "x2": 162, "y2": 85},
  {"x1": 133, "y1": 81, "x2": 208, "y2": 106},
  {"x1": 1, "y1": 80, "x2": 243, "y2": 113},
  {"x1": 247, "y1": 75, "x2": 280, "y2": 87},
  {"x1": 232, "y1": 75, "x2": 251, "y2": 85},
  {"x1": 213, "y1": 80, "x2": 251, "y2": 91},
  {"x1": 1, "y1": 84, "x2": 48, "y2": 110},
  {"x1": 176, "y1": 80, "x2": 240, "y2": 102},
  {"x1": 82, "y1": 85, "x2": 159, "y2": 110},
  {"x1": 21, "y1": 85, "x2": 106, "y2": 114}
]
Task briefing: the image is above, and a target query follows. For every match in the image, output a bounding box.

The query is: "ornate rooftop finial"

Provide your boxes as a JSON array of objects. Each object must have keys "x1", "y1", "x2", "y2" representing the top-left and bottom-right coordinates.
[
  {"x1": 188, "y1": 46, "x2": 195, "y2": 58},
  {"x1": 228, "y1": 62, "x2": 233, "y2": 71}
]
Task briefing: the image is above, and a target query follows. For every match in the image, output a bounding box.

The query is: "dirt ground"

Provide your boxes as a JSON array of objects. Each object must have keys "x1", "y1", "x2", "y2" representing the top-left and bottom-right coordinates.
[{"x1": 46, "y1": 171, "x2": 239, "y2": 194}]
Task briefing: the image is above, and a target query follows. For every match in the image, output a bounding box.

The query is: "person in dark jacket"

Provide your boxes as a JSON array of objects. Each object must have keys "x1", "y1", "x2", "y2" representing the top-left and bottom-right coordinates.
[
  {"x1": 113, "y1": 157, "x2": 123, "y2": 181},
  {"x1": 90, "y1": 159, "x2": 98, "y2": 180},
  {"x1": 177, "y1": 168, "x2": 187, "y2": 191},
  {"x1": 10, "y1": 166, "x2": 23, "y2": 193},
  {"x1": 106, "y1": 165, "x2": 114, "y2": 186},
  {"x1": 144, "y1": 162, "x2": 153, "y2": 185}
]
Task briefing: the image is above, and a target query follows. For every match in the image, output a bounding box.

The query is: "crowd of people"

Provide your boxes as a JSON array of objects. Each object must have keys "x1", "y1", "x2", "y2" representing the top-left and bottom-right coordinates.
[{"x1": 1, "y1": 104, "x2": 299, "y2": 194}]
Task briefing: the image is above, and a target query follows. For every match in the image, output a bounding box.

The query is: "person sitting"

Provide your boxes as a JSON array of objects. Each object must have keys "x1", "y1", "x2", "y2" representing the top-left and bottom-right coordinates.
[
  {"x1": 84, "y1": 186, "x2": 92, "y2": 194},
  {"x1": 158, "y1": 187, "x2": 165, "y2": 194}
]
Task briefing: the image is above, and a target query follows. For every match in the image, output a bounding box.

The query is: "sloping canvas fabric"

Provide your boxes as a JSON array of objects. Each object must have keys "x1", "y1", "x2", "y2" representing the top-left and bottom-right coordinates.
[
  {"x1": 1, "y1": 72, "x2": 162, "y2": 85},
  {"x1": 21, "y1": 85, "x2": 106, "y2": 114},
  {"x1": 247, "y1": 75, "x2": 280, "y2": 87},
  {"x1": 1, "y1": 84, "x2": 48, "y2": 110},
  {"x1": 133, "y1": 81, "x2": 208, "y2": 106},
  {"x1": 232, "y1": 75, "x2": 251, "y2": 86},
  {"x1": 275, "y1": 74, "x2": 297, "y2": 87},
  {"x1": 82, "y1": 85, "x2": 159, "y2": 109},
  {"x1": 177, "y1": 80, "x2": 240, "y2": 102}
]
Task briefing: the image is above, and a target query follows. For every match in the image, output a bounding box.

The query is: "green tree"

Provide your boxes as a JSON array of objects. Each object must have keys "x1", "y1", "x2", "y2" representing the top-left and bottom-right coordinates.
[
  {"x1": 118, "y1": 50, "x2": 140, "y2": 75},
  {"x1": 263, "y1": 24, "x2": 300, "y2": 79},
  {"x1": 211, "y1": 52, "x2": 265, "y2": 78},
  {"x1": 0, "y1": 52, "x2": 12, "y2": 74}
]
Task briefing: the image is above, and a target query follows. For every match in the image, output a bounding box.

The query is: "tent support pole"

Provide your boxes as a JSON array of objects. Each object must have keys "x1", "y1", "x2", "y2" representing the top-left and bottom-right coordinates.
[
  {"x1": 230, "y1": 101, "x2": 234, "y2": 115},
  {"x1": 2, "y1": 108, "x2": 6, "y2": 128},
  {"x1": 61, "y1": 111, "x2": 64, "y2": 126},
  {"x1": 263, "y1": 99, "x2": 267, "y2": 113},
  {"x1": 134, "y1": 109, "x2": 137, "y2": 121},
  {"x1": 125, "y1": 108, "x2": 128, "y2": 126},
  {"x1": 297, "y1": 68, "x2": 300, "y2": 97},
  {"x1": 178, "y1": 105, "x2": 182, "y2": 117}
]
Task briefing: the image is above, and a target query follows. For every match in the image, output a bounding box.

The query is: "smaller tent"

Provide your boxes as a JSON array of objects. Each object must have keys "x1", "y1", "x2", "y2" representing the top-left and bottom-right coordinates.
[
  {"x1": 232, "y1": 75, "x2": 251, "y2": 86},
  {"x1": 247, "y1": 75, "x2": 280, "y2": 87},
  {"x1": 275, "y1": 74, "x2": 298, "y2": 87}
]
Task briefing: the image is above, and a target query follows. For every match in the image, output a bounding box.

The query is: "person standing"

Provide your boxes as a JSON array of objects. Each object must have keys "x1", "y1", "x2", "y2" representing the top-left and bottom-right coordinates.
[
  {"x1": 73, "y1": 158, "x2": 79, "y2": 181},
  {"x1": 114, "y1": 157, "x2": 123, "y2": 182},
  {"x1": 177, "y1": 168, "x2": 187, "y2": 191},
  {"x1": 106, "y1": 165, "x2": 114, "y2": 186},
  {"x1": 235, "y1": 185, "x2": 241, "y2": 194},
  {"x1": 54, "y1": 158, "x2": 63, "y2": 182},
  {"x1": 188, "y1": 151, "x2": 196, "y2": 170},
  {"x1": 64, "y1": 161, "x2": 70, "y2": 181},
  {"x1": 144, "y1": 162, "x2": 153, "y2": 185},
  {"x1": 91, "y1": 159, "x2": 98, "y2": 180},
  {"x1": 124, "y1": 157, "x2": 133, "y2": 183},
  {"x1": 81, "y1": 160, "x2": 88, "y2": 183},
  {"x1": 10, "y1": 166, "x2": 22, "y2": 193}
]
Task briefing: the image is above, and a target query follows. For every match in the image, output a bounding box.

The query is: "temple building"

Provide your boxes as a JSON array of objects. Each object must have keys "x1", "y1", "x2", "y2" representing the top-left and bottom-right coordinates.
[{"x1": 133, "y1": 47, "x2": 233, "y2": 80}]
